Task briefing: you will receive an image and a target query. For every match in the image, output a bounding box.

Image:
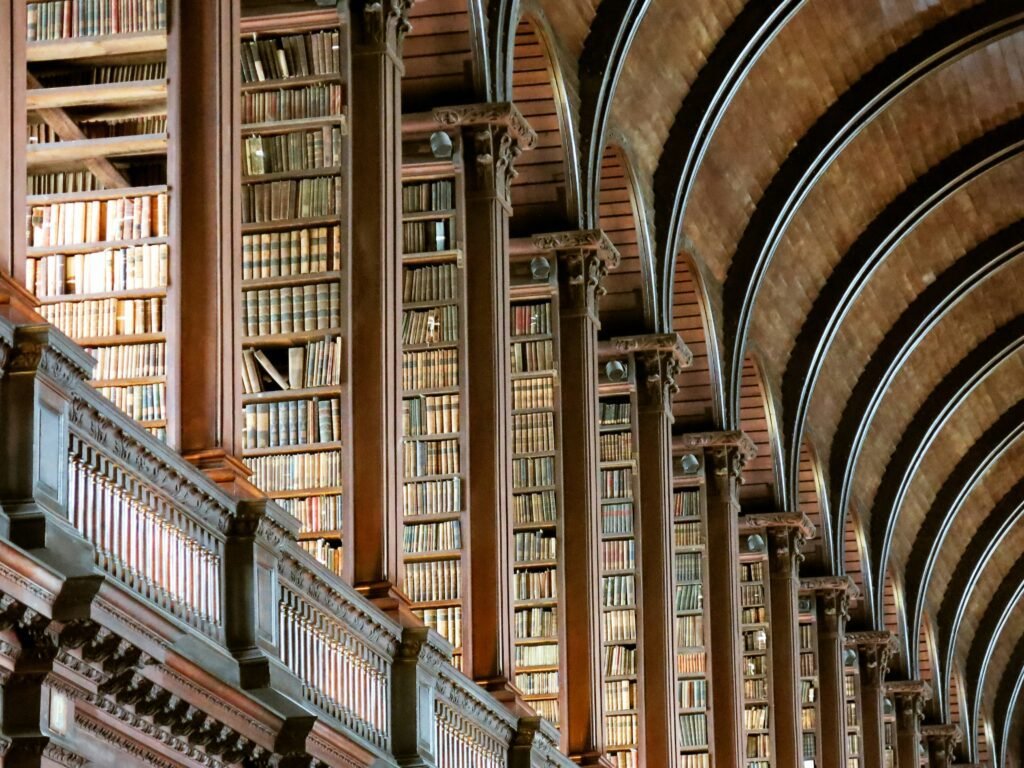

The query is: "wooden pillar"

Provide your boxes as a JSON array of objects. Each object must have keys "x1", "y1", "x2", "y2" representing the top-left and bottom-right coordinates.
[
  {"x1": 921, "y1": 724, "x2": 960, "y2": 768},
  {"x1": 849, "y1": 630, "x2": 895, "y2": 768},
  {"x1": 348, "y1": 0, "x2": 412, "y2": 611},
  {"x1": 431, "y1": 103, "x2": 536, "y2": 702},
  {"x1": 0, "y1": 0, "x2": 25, "y2": 284},
  {"x1": 678, "y1": 431, "x2": 757, "y2": 765},
  {"x1": 615, "y1": 333, "x2": 691, "y2": 768},
  {"x1": 744, "y1": 513, "x2": 815, "y2": 768},
  {"x1": 802, "y1": 576, "x2": 857, "y2": 768},
  {"x1": 541, "y1": 229, "x2": 619, "y2": 765},
  {"x1": 888, "y1": 680, "x2": 930, "y2": 768}
]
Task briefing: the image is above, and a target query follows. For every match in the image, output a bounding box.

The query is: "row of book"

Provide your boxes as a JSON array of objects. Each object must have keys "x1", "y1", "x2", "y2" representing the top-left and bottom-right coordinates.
[
  {"x1": 676, "y1": 615, "x2": 703, "y2": 647},
  {"x1": 84, "y1": 341, "x2": 163, "y2": 379},
  {"x1": 404, "y1": 559, "x2": 460, "y2": 603},
  {"x1": 402, "y1": 349, "x2": 459, "y2": 391},
  {"x1": 242, "y1": 84, "x2": 344, "y2": 125},
  {"x1": 742, "y1": 561, "x2": 765, "y2": 582},
  {"x1": 675, "y1": 521, "x2": 704, "y2": 548},
  {"x1": 515, "y1": 644, "x2": 558, "y2": 668},
  {"x1": 532, "y1": 700, "x2": 559, "y2": 725},
  {"x1": 512, "y1": 490, "x2": 557, "y2": 523},
  {"x1": 602, "y1": 503, "x2": 634, "y2": 535},
  {"x1": 240, "y1": 32, "x2": 342, "y2": 83},
  {"x1": 29, "y1": 171, "x2": 100, "y2": 195},
  {"x1": 27, "y1": 0, "x2": 167, "y2": 40},
  {"x1": 676, "y1": 651, "x2": 707, "y2": 675},
  {"x1": 512, "y1": 456, "x2": 554, "y2": 489},
  {"x1": 403, "y1": 439, "x2": 459, "y2": 477},
  {"x1": 402, "y1": 477, "x2": 461, "y2": 516},
  {"x1": 415, "y1": 606, "x2": 461, "y2": 649},
  {"x1": 744, "y1": 655, "x2": 767, "y2": 677},
  {"x1": 403, "y1": 394, "x2": 460, "y2": 436},
  {"x1": 609, "y1": 752, "x2": 636, "y2": 768},
  {"x1": 45, "y1": 61, "x2": 166, "y2": 85},
  {"x1": 801, "y1": 679, "x2": 817, "y2": 704},
  {"x1": 27, "y1": 244, "x2": 167, "y2": 297},
  {"x1": 678, "y1": 679, "x2": 708, "y2": 709},
  {"x1": 511, "y1": 302, "x2": 551, "y2": 336},
  {"x1": 243, "y1": 127, "x2": 343, "y2": 176},
  {"x1": 246, "y1": 451, "x2": 342, "y2": 492},
  {"x1": 744, "y1": 705, "x2": 769, "y2": 730},
  {"x1": 40, "y1": 296, "x2": 163, "y2": 338},
  {"x1": 602, "y1": 575, "x2": 635, "y2": 607},
  {"x1": 801, "y1": 707, "x2": 816, "y2": 729},
  {"x1": 599, "y1": 402, "x2": 631, "y2": 426},
  {"x1": 676, "y1": 584, "x2": 702, "y2": 612},
  {"x1": 242, "y1": 284, "x2": 342, "y2": 336},
  {"x1": 512, "y1": 412, "x2": 555, "y2": 453},
  {"x1": 605, "y1": 645, "x2": 637, "y2": 676},
  {"x1": 600, "y1": 432, "x2": 633, "y2": 462},
  {"x1": 242, "y1": 397, "x2": 341, "y2": 449},
  {"x1": 742, "y1": 606, "x2": 767, "y2": 625},
  {"x1": 299, "y1": 539, "x2": 342, "y2": 576},
  {"x1": 513, "y1": 569, "x2": 557, "y2": 601},
  {"x1": 403, "y1": 263, "x2": 458, "y2": 302},
  {"x1": 604, "y1": 680, "x2": 637, "y2": 712},
  {"x1": 402, "y1": 220, "x2": 451, "y2": 254},
  {"x1": 514, "y1": 606, "x2": 557, "y2": 639},
  {"x1": 678, "y1": 713, "x2": 708, "y2": 749},
  {"x1": 800, "y1": 622, "x2": 815, "y2": 649},
  {"x1": 278, "y1": 494, "x2": 341, "y2": 534},
  {"x1": 601, "y1": 468, "x2": 633, "y2": 500},
  {"x1": 800, "y1": 651, "x2": 817, "y2": 677},
  {"x1": 403, "y1": 305, "x2": 458, "y2": 345},
  {"x1": 27, "y1": 194, "x2": 168, "y2": 248},
  {"x1": 605, "y1": 714, "x2": 638, "y2": 747},
  {"x1": 242, "y1": 177, "x2": 341, "y2": 223},
  {"x1": 97, "y1": 382, "x2": 164, "y2": 421},
  {"x1": 601, "y1": 540, "x2": 635, "y2": 571},
  {"x1": 402, "y1": 179, "x2": 454, "y2": 214},
  {"x1": 241, "y1": 336, "x2": 342, "y2": 394},
  {"x1": 680, "y1": 755, "x2": 710, "y2": 768},
  {"x1": 513, "y1": 531, "x2": 556, "y2": 563},
  {"x1": 403, "y1": 520, "x2": 461, "y2": 553},
  {"x1": 741, "y1": 584, "x2": 765, "y2": 606},
  {"x1": 674, "y1": 489, "x2": 701, "y2": 517},
  {"x1": 242, "y1": 226, "x2": 341, "y2": 280},
  {"x1": 511, "y1": 376, "x2": 554, "y2": 411},
  {"x1": 743, "y1": 679, "x2": 768, "y2": 700},
  {"x1": 511, "y1": 339, "x2": 554, "y2": 373},
  {"x1": 515, "y1": 671, "x2": 556, "y2": 695},
  {"x1": 676, "y1": 552, "x2": 702, "y2": 582},
  {"x1": 603, "y1": 609, "x2": 636, "y2": 642},
  {"x1": 29, "y1": 115, "x2": 167, "y2": 142}
]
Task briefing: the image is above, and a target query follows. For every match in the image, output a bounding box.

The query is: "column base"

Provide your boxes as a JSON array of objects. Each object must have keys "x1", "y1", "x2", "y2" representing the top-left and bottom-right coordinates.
[
  {"x1": 355, "y1": 581, "x2": 419, "y2": 628},
  {"x1": 184, "y1": 448, "x2": 263, "y2": 499}
]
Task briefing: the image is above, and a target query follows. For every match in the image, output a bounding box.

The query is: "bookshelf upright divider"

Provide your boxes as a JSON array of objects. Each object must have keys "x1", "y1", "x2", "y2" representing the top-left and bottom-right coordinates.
[
  {"x1": 509, "y1": 252, "x2": 566, "y2": 730},
  {"x1": 798, "y1": 592, "x2": 822, "y2": 768},
  {"x1": 400, "y1": 142, "x2": 470, "y2": 670},
  {"x1": 844, "y1": 650, "x2": 863, "y2": 768},
  {"x1": 739, "y1": 527, "x2": 775, "y2": 768},
  {"x1": 238, "y1": 7, "x2": 351, "y2": 579}
]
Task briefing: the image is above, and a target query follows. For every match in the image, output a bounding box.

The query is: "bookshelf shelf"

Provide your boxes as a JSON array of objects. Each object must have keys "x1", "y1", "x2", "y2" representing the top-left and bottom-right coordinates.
[
  {"x1": 36, "y1": 286, "x2": 166, "y2": 304},
  {"x1": 241, "y1": 327, "x2": 342, "y2": 347},
  {"x1": 241, "y1": 384, "x2": 340, "y2": 404},
  {"x1": 402, "y1": 248, "x2": 461, "y2": 265},
  {"x1": 26, "y1": 31, "x2": 168, "y2": 63},
  {"x1": 27, "y1": 133, "x2": 168, "y2": 169},
  {"x1": 241, "y1": 215, "x2": 342, "y2": 234},
  {"x1": 240, "y1": 72, "x2": 344, "y2": 92},
  {"x1": 27, "y1": 235, "x2": 169, "y2": 258},
  {"x1": 242, "y1": 166, "x2": 344, "y2": 184},
  {"x1": 27, "y1": 79, "x2": 167, "y2": 110},
  {"x1": 27, "y1": 184, "x2": 167, "y2": 205},
  {"x1": 844, "y1": 658, "x2": 863, "y2": 768},
  {"x1": 241, "y1": 270, "x2": 342, "y2": 290},
  {"x1": 243, "y1": 115, "x2": 347, "y2": 134},
  {"x1": 243, "y1": 440, "x2": 344, "y2": 458}
]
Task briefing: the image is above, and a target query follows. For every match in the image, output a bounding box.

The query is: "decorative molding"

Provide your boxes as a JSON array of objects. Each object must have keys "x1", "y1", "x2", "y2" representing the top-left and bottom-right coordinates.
[
  {"x1": 231, "y1": 499, "x2": 299, "y2": 548},
  {"x1": 41, "y1": 742, "x2": 88, "y2": 767},
  {"x1": 432, "y1": 102, "x2": 536, "y2": 149},
  {"x1": 532, "y1": 228, "x2": 619, "y2": 259},
  {"x1": 677, "y1": 431, "x2": 757, "y2": 464},
  {"x1": 541, "y1": 231, "x2": 621, "y2": 318},
  {"x1": 847, "y1": 630, "x2": 896, "y2": 685},
  {"x1": 92, "y1": 597, "x2": 170, "y2": 653},
  {"x1": 613, "y1": 333, "x2": 693, "y2": 402},
  {"x1": 434, "y1": 670, "x2": 517, "y2": 745},
  {"x1": 158, "y1": 666, "x2": 276, "y2": 742},
  {"x1": 741, "y1": 511, "x2": 816, "y2": 538},
  {"x1": 359, "y1": 0, "x2": 413, "y2": 52},
  {"x1": 8, "y1": 325, "x2": 93, "y2": 387},
  {"x1": 75, "y1": 709, "x2": 207, "y2": 768},
  {"x1": 800, "y1": 575, "x2": 859, "y2": 597},
  {"x1": 0, "y1": 560, "x2": 57, "y2": 602},
  {"x1": 886, "y1": 679, "x2": 932, "y2": 698}
]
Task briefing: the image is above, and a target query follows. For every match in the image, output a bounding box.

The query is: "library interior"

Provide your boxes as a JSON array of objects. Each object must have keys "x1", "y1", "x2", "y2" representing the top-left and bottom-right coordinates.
[{"x1": 0, "y1": 1, "x2": 1023, "y2": 767}]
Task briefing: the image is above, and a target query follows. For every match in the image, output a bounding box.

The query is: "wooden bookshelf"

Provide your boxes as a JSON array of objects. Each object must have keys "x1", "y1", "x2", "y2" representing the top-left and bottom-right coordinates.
[
  {"x1": 883, "y1": 697, "x2": 896, "y2": 768},
  {"x1": 510, "y1": 255, "x2": 566, "y2": 729},
  {"x1": 400, "y1": 155, "x2": 469, "y2": 670},
  {"x1": 740, "y1": 536, "x2": 774, "y2": 768},
  {"x1": 22, "y1": 0, "x2": 171, "y2": 443},
  {"x1": 798, "y1": 594, "x2": 821, "y2": 768},
  {"x1": 844, "y1": 654, "x2": 863, "y2": 768},
  {"x1": 597, "y1": 358, "x2": 641, "y2": 768},
  {"x1": 239, "y1": 7, "x2": 350, "y2": 578}
]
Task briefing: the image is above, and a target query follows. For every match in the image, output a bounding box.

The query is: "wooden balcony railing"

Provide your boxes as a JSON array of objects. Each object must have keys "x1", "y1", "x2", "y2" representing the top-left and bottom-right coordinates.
[{"x1": 435, "y1": 665, "x2": 517, "y2": 768}]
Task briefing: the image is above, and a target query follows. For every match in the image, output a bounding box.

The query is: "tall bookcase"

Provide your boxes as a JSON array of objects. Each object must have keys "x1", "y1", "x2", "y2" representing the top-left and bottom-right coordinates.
[
  {"x1": 740, "y1": 535, "x2": 774, "y2": 768},
  {"x1": 844, "y1": 653, "x2": 863, "y2": 768},
  {"x1": 597, "y1": 356, "x2": 641, "y2": 768},
  {"x1": 399, "y1": 139, "x2": 469, "y2": 670},
  {"x1": 798, "y1": 594, "x2": 821, "y2": 768},
  {"x1": 24, "y1": 0, "x2": 171, "y2": 440},
  {"x1": 673, "y1": 454, "x2": 712, "y2": 768},
  {"x1": 883, "y1": 697, "x2": 895, "y2": 768},
  {"x1": 238, "y1": 6, "x2": 350, "y2": 577},
  {"x1": 509, "y1": 254, "x2": 565, "y2": 729}
]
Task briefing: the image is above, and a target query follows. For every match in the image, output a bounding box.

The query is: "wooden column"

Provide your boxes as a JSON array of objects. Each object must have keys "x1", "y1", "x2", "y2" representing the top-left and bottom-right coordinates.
[
  {"x1": 921, "y1": 724, "x2": 960, "y2": 768},
  {"x1": 678, "y1": 431, "x2": 756, "y2": 765},
  {"x1": 848, "y1": 630, "x2": 895, "y2": 768},
  {"x1": 744, "y1": 513, "x2": 815, "y2": 768},
  {"x1": 349, "y1": 0, "x2": 412, "y2": 611},
  {"x1": 614, "y1": 334, "x2": 691, "y2": 768},
  {"x1": 802, "y1": 576, "x2": 857, "y2": 768},
  {"x1": 541, "y1": 229, "x2": 619, "y2": 765},
  {"x1": 0, "y1": 0, "x2": 25, "y2": 283},
  {"x1": 431, "y1": 103, "x2": 536, "y2": 702},
  {"x1": 888, "y1": 680, "x2": 930, "y2": 768}
]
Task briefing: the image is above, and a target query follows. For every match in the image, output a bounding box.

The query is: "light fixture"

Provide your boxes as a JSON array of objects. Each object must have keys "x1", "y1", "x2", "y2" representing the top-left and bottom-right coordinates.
[
  {"x1": 530, "y1": 256, "x2": 551, "y2": 281},
  {"x1": 605, "y1": 360, "x2": 628, "y2": 382},
  {"x1": 798, "y1": 596, "x2": 813, "y2": 613},
  {"x1": 429, "y1": 130, "x2": 453, "y2": 160},
  {"x1": 680, "y1": 453, "x2": 700, "y2": 474},
  {"x1": 746, "y1": 534, "x2": 766, "y2": 553},
  {"x1": 844, "y1": 648, "x2": 858, "y2": 667},
  {"x1": 884, "y1": 697, "x2": 894, "y2": 715}
]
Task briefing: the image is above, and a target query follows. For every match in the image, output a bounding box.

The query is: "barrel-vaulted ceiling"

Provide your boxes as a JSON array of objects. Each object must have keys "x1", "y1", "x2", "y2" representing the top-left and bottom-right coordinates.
[{"x1": 396, "y1": 0, "x2": 1024, "y2": 762}]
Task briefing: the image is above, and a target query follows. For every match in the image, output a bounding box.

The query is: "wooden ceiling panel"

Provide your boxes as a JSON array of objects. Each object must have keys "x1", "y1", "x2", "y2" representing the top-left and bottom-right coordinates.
[
  {"x1": 797, "y1": 440, "x2": 829, "y2": 568},
  {"x1": 402, "y1": 0, "x2": 476, "y2": 111},
  {"x1": 738, "y1": 356, "x2": 777, "y2": 509},
  {"x1": 598, "y1": 145, "x2": 647, "y2": 334},
  {"x1": 671, "y1": 258, "x2": 717, "y2": 428},
  {"x1": 752, "y1": 32, "x2": 1024, "y2": 387},
  {"x1": 681, "y1": 0, "x2": 980, "y2": 289},
  {"x1": 805, "y1": 153, "x2": 1024, "y2": 474},
  {"x1": 843, "y1": 509, "x2": 869, "y2": 616},
  {"x1": 535, "y1": 0, "x2": 600, "y2": 60}
]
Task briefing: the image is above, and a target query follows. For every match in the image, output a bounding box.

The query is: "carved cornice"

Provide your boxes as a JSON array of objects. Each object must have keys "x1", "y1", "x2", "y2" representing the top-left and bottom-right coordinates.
[
  {"x1": 847, "y1": 630, "x2": 896, "y2": 685},
  {"x1": 432, "y1": 102, "x2": 537, "y2": 150},
  {"x1": 613, "y1": 333, "x2": 693, "y2": 403},
  {"x1": 533, "y1": 228, "x2": 619, "y2": 261},
  {"x1": 922, "y1": 723, "x2": 962, "y2": 756},
  {"x1": 41, "y1": 742, "x2": 88, "y2": 767},
  {"x1": 885, "y1": 679, "x2": 932, "y2": 698},
  {"x1": 8, "y1": 324, "x2": 93, "y2": 386},
  {"x1": 358, "y1": 0, "x2": 413, "y2": 52},
  {"x1": 435, "y1": 670, "x2": 517, "y2": 745},
  {"x1": 539, "y1": 230, "x2": 620, "y2": 320},
  {"x1": 231, "y1": 499, "x2": 299, "y2": 547},
  {"x1": 75, "y1": 708, "x2": 226, "y2": 768},
  {"x1": 800, "y1": 575, "x2": 859, "y2": 598},
  {"x1": 677, "y1": 430, "x2": 757, "y2": 464},
  {"x1": 0, "y1": 561, "x2": 56, "y2": 603},
  {"x1": 741, "y1": 511, "x2": 816, "y2": 538}
]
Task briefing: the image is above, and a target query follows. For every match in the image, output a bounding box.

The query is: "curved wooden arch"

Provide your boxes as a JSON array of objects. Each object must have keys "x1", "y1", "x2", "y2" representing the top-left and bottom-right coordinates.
[
  {"x1": 487, "y1": 0, "x2": 519, "y2": 99},
  {"x1": 466, "y1": 0, "x2": 491, "y2": 100},
  {"x1": 797, "y1": 439, "x2": 834, "y2": 572},
  {"x1": 965, "y1": 557, "x2": 1024, "y2": 761},
  {"x1": 869, "y1": 317, "x2": 1024, "y2": 621},
  {"x1": 737, "y1": 352, "x2": 784, "y2": 512},
  {"x1": 842, "y1": 506, "x2": 876, "y2": 627},
  {"x1": 995, "y1": 632, "x2": 1024, "y2": 767},
  {"x1": 882, "y1": 570, "x2": 911, "y2": 676},
  {"x1": 652, "y1": 0, "x2": 803, "y2": 325},
  {"x1": 906, "y1": 396, "x2": 1024, "y2": 665},
  {"x1": 717, "y1": 4, "x2": 1024, "y2": 431},
  {"x1": 576, "y1": 0, "x2": 651, "y2": 227},
  {"x1": 796, "y1": 125, "x2": 1024, "y2": 517}
]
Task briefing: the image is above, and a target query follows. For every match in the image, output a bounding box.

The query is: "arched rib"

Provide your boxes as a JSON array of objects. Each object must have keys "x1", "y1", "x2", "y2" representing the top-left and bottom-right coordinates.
[
  {"x1": 994, "y1": 632, "x2": 1024, "y2": 767},
  {"x1": 719, "y1": 4, "x2": 1024, "y2": 428},
  {"x1": 467, "y1": 0, "x2": 492, "y2": 100},
  {"x1": 487, "y1": 0, "x2": 519, "y2": 99}
]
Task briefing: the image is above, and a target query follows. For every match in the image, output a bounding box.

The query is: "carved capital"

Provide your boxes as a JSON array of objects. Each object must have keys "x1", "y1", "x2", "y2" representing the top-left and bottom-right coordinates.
[
  {"x1": 887, "y1": 679, "x2": 931, "y2": 727},
  {"x1": 676, "y1": 431, "x2": 757, "y2": 478},
  {"x1": 229, "y1": 498, "x2": 299, "y2": 547},
  {"x1": 8, "y1": 324, "x2": 93, "y2": 388},
  {"x1": 922, "y1": 723, "x2": 961, "y2": 764},
  {"x1": 847, "y1": 630, "x2": 896, "y2": 686},
  {"x1": 801, "y1": 575, "x2": 858, "y2": 626},
  {"x1": 540, "y1": 230, "x2": 620, "y2": 320},
  {"x1": 613, "y1": 333, "x2": 692, "y2": 406},
  {"x1": 355, "y1": 0, "x2": 413, "y2": 54},
  {"x1": 741, "y1": 513, "x2": 814, "y2": 573}
]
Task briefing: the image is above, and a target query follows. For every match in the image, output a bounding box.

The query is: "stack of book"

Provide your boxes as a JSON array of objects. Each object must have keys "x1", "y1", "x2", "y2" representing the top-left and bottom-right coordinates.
[
  {"x1": 799, "y1": 600, "x2": 820, "y2": 768},
  {"x1": 741, "y1": 555, "x2": 772, "y2": 768}
]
